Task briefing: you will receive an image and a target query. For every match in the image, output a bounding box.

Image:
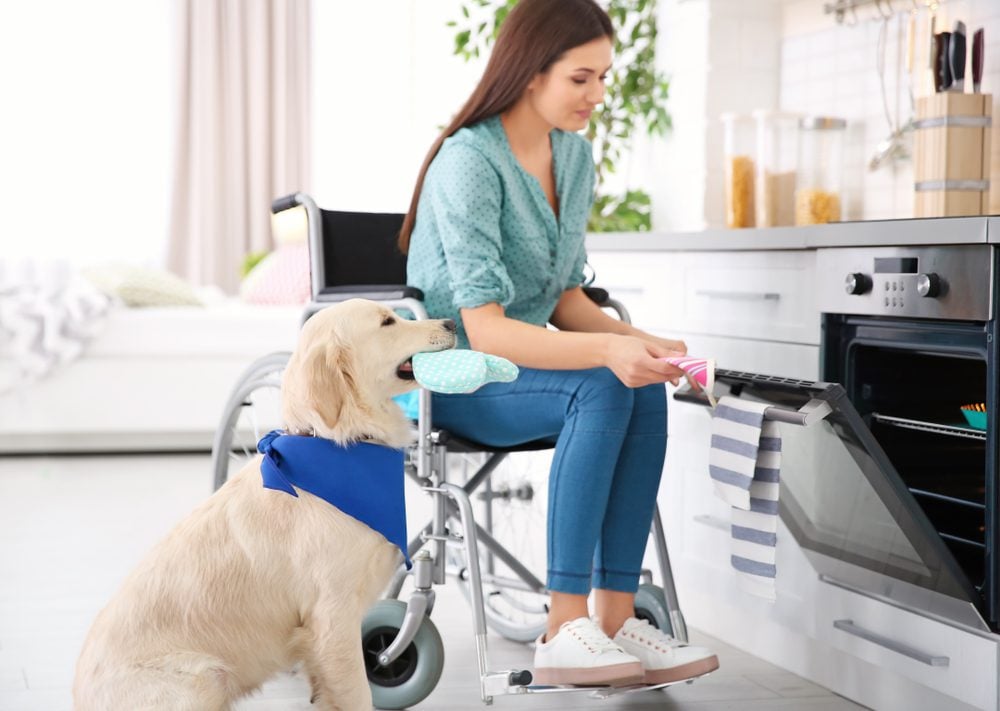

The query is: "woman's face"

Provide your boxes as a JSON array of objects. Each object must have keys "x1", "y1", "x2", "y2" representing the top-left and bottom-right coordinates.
[{"x1": 527, "y1": 37, "x2": 612, "y2": 132}]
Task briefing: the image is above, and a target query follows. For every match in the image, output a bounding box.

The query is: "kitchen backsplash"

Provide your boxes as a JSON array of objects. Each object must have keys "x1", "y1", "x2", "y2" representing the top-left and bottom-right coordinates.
[{"x1": 779, "y1": 0, "x2": 1000, "y2": 220}]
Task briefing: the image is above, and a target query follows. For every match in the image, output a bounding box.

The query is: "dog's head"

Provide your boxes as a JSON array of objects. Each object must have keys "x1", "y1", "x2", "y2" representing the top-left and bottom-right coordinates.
[{"x1": 281, "y1": 299, "x2": 456, "y2": 448}]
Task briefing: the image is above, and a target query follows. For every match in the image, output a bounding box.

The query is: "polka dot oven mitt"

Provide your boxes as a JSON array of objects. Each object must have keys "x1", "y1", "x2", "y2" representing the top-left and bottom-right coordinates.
[{"x1": 412, "y1": 350, "x2": 519, "y2": 394}]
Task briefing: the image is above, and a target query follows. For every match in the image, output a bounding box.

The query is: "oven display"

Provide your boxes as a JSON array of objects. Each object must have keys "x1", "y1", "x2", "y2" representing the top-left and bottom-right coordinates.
[{"x1": 874, "y1": 257, "x2": 918, "y2": 274}]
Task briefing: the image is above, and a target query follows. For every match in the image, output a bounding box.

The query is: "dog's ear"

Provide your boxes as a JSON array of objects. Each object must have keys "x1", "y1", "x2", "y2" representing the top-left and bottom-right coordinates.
[
  {"x1": 314, "y1": 341, "x2": 365, "y2": 431},
  {"x1": 283, "y1": 337, "x2": 367, "y2": 439}
]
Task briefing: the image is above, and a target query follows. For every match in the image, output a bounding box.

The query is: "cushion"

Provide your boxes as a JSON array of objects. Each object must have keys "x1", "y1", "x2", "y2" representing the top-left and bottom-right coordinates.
[
  {"x1": 83, "y1": 264, "x2": 202, "y2": 307},
  {"x1": 240, "y1": 244, "x2": 311, "y2": 305}
]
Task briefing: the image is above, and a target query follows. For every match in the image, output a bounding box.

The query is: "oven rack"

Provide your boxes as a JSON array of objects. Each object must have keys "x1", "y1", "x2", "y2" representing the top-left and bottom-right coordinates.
[{"x1": 870, "y1": 413, "x2": 987, "y2": 441}]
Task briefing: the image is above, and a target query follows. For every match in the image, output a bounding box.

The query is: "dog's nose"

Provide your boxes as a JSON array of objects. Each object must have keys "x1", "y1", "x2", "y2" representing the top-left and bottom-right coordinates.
[{"x1": 441, "y1": 319, "x2": 457, "y2": 333}]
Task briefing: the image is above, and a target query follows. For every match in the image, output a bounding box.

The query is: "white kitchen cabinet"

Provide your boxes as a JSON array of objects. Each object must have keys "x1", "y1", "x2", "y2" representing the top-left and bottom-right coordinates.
[{"x1": 593, "y1": 246, "x2": 1000, "y2": 711}]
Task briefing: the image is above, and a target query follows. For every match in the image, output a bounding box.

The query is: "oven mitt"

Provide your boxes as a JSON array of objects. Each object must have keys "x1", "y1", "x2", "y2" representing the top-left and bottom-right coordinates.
[
  {"x1": 412, "y1": 349, "x2": 519, "y2": 394},
  {"x1": 661, "y1": 356, "x2": 717, "y2": 407}
]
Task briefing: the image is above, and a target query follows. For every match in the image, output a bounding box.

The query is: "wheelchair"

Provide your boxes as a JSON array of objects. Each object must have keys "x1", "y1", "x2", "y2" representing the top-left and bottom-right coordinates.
[{"x1": 210, "y1": 192, "x2": 691, "y2": 708}]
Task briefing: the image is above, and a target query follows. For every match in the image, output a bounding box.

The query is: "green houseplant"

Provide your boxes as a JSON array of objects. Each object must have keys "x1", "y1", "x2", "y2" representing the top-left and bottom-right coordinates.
[{"x1": 448, "y1": 0, "x2": 670, "y2": 231}]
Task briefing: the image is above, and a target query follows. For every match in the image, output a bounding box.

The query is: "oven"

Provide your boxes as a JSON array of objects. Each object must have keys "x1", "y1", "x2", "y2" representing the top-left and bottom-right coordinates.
[
  {"x1": 818, "y1": 244, "x2": 997, "y2": 631},
  {"x1": 675, "y1": 244, "x2": 997, "y2": 633}
]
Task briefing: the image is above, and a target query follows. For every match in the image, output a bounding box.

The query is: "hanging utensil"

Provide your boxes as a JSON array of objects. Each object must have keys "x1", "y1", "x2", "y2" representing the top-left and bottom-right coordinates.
[{"x1": 869, "y1": 14, "x2": 912, "y2": 171}]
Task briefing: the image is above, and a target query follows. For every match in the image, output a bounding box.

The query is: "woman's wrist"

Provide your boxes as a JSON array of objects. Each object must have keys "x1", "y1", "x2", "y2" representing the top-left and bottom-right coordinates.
[{"x1": 597, "y1": 332, "x2": 619, "y2": 368}]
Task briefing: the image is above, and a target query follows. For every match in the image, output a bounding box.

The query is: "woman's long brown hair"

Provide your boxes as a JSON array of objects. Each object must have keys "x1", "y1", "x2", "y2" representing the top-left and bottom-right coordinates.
[{"x1": 398, "y1": 0, "x2": 613, "y2": 253}]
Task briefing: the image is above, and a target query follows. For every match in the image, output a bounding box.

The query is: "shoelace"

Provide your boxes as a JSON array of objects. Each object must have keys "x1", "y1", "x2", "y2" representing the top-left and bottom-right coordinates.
[
  {"x1": 565, "y1": 619, "x2": 625, "y2": 654},
  {"x1": 621, "y1": 618, "x2": 685, "y2": 650}
]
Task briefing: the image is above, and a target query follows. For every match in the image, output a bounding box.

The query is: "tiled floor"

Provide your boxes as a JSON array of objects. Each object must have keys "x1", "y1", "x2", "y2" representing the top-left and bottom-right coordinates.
[{"x1": 0, "y1": 453, "x2": 866, "y2": 710}]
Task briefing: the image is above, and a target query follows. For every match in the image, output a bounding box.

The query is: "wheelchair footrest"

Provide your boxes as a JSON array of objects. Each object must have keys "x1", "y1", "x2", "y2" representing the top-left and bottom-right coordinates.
[{"x1": 514, "y1": 669, "x2": 716, "y2": 698}]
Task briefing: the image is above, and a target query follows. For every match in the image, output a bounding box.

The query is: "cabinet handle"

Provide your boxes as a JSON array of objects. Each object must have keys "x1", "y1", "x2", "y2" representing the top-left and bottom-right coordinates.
[
  {"x1": 692, "y1": 514, "x2": 729, "y2": 532},
  {"x1": 833, "y1": 619, "x2": 949, "y2": 667},
  {"x1": 695, "y1": 290, "x2": 780, "y2": 301}
]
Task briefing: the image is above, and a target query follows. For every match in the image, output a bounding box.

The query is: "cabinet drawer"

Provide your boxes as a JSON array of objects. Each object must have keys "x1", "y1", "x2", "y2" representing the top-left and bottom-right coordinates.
[
  {"x1": 814, "y1": 578, "x2": 998, "y2": 710},
  {"x1": 586, "y1": 251, "x2": 682, "y2": 332},
  {"x1": 673, "y1": 251, "x2": 819, "y2": 345}
]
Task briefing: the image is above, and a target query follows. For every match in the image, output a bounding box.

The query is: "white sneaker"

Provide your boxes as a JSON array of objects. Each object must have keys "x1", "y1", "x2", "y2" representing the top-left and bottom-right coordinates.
[
  {"x1": 613, "y1": 617, "x2": 720, "y2": 684},
  {"x1": 533, "y1": 617, "x2": 645, "y2": 687}
]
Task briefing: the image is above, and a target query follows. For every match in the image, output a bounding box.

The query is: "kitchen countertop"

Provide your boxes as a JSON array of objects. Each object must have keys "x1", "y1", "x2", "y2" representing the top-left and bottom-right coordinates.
[{"x1": 586, "y1": 215, "x2": 1000, "y2": 251}]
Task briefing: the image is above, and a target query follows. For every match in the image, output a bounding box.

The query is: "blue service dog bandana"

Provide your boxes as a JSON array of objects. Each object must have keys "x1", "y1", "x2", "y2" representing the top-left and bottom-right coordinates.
[{"x1": 257, "y1": 430, "x2": 410, "y2": 568}]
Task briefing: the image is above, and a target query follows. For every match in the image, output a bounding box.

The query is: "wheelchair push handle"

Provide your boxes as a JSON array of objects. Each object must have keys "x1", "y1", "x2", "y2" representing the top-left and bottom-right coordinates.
[
  {"x1": 271, "y1": 193, "x2": 301, "y2": 213},
  {"x1": 582, "y1": 286, "x2": 610, "y2": 307}
]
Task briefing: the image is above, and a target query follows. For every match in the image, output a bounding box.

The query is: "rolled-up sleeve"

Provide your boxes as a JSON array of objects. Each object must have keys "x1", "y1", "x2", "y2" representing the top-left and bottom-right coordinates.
[{"x1": 424, "y1": 142, "x2": 515, "y2": 310}]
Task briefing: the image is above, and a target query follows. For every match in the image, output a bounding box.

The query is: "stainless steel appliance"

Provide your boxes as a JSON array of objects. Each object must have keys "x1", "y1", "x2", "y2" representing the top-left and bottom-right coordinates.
[
  {"x1": 677, "y1": 244, "x2": 997, "y2": 633},
  {"x1": 818, "y1": 244, "x2": 995, "y2": 632}
]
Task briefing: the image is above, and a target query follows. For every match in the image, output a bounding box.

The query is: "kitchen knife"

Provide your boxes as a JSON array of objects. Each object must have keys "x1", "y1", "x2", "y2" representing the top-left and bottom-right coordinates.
[
  {"x1": 949, "y1": 21, "x2": 966, "y2": 92},
  {"x1": 935, "y1": 32, "x2": 951, "y2": 92},
  {"x1": 973, "y1": 28, "x2": 984, "y2": 93},
  {"x1": 929, "y1": 13, "x2": 937, "y2": 71}
]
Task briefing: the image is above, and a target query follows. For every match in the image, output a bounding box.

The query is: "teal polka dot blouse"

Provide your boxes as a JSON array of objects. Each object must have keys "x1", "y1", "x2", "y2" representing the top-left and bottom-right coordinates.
[{"x1": 407, "y1": 115, "x2": 595, "y2": 349}]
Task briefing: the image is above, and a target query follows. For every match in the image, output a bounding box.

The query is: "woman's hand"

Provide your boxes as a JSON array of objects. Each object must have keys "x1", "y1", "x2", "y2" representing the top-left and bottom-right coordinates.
[
  {"x1": 605, "y1": 335, "x2": 687, "y2": 388},
  {"x1": 650, "y1": 335, "x2": 687, "y2": 356}
]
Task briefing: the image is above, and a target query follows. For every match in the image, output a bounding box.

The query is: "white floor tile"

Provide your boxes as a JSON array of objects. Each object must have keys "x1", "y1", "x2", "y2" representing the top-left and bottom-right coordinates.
[{"x1": 0, "y1": 453, "x2": 864, "y2": 710}]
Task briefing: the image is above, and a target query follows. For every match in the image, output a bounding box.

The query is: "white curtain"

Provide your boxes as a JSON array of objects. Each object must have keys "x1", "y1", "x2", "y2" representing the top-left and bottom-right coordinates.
[{"x1": 168, "y1": 0, "x2": 311, "y2": 293}]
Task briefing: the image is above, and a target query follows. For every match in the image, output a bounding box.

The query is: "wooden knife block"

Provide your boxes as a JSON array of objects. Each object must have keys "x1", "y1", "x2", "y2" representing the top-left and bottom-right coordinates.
[{"x1": 913, "y1": 93, "x2": 992, "y2": 217}]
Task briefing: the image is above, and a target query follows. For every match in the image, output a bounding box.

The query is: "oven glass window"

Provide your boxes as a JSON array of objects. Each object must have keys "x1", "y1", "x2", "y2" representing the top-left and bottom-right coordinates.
[
  {"x1": 722, "y1": 378, "x2": 978, "y2": 607},
  {"x1": 780, "y1": 416, "x2": 932, "y2": 582}
]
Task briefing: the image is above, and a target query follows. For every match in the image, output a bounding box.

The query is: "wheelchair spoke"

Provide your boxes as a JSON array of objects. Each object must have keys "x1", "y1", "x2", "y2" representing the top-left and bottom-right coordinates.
[
  {"x1": 451, "y1": 449, "x2": 552, "y2": 642},
  {"x1": 212, "y1": 361, "x2": 285, "y2": 490}
]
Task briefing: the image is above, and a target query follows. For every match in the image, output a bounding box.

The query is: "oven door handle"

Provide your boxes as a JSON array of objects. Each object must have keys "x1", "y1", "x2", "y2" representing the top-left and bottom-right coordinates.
[{"x1": 674, "y1": 387, "x2": 832, "y2": 427}]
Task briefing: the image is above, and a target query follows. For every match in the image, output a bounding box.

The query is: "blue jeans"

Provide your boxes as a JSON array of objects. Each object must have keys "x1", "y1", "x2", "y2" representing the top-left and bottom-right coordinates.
[{"x1": 431, "y1": 367, "x2": 667, "y2": 595}]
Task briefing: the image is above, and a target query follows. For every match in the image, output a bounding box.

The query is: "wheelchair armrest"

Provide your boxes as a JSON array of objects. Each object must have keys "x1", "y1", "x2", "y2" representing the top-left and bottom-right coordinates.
[{"x1": 583, "y1": 286, "x2": 610, "y2": 306}]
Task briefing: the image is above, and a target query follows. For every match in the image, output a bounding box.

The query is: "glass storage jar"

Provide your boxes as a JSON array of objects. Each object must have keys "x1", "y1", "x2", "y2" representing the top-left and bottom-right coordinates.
[
  {"x1": 796, "y1": 116, "x2": 846, "y2": 225},
  {"x1": 721, "y1": 113, "x2": 756, "y2": 228},
  {"x1": 753, "y1": 110, "x2": 799, "y2": 227}
]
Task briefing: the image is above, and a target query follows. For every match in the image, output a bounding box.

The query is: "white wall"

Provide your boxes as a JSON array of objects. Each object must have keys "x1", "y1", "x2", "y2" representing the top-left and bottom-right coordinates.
[
  {"x1": 0, "y1": 1, "x2": 174, "y2": 265},
  {"x1": 311, "y1": 1, "x2": 487, "y2": 213}
]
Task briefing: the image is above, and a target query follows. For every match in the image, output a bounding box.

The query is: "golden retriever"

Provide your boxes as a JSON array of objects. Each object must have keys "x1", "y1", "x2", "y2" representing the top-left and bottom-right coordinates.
[{"x1": 73, "y1": 299, "x2": 457, "y2": 711}]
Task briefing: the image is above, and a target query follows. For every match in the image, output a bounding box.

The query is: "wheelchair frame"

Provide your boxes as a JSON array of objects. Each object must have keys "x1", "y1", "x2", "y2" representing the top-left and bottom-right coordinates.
[{"x1": 213, "y1": 192, "x2": 695, "y2": 706}]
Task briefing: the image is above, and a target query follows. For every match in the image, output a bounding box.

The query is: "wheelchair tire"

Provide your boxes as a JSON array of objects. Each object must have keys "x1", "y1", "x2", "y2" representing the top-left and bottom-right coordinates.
[
  {"x1": 454, "y1": 577, "x2": 547, "y2": 644},
  {"x1": 634, "y1": 583, "x2": 673, "y2": 637},
  {"x1": 210, "y1": 351, "x2": 290, "y2": 491},
  {"x1": 362, "y1": 599, "x2": 444, "y2": 710}
]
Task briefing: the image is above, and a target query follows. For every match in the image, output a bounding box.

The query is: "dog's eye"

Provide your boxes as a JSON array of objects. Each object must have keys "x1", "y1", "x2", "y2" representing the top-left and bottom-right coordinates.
[{"x1": 380, "y1": 315, "x2": 396, "y2": 327}]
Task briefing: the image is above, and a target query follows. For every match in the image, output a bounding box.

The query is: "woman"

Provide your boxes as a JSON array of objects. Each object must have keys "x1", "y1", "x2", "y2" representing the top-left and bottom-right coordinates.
[{"x1": 402, "y1": 0, "x2": 718, "y2": 687}]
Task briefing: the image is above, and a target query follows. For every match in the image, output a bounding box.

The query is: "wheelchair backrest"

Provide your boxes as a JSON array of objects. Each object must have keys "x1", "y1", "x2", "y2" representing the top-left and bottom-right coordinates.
[{"x1": 315, "y1": 209, "x2": 406, "y2": 298}]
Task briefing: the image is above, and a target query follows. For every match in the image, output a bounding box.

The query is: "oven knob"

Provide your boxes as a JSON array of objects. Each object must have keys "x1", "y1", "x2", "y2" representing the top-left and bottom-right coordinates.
[
  {"x1": 917, "y1": 273, "x2": 942, "y2": 298},
  {"x1": 844, "y1": 272, "x2": 870, "y2": 295}
]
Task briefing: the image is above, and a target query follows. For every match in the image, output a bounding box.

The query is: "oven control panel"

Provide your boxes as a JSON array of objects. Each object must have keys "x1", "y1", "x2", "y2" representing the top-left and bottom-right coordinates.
[{"x1": 818, "y1": 245, "x2": 993, "y2": 320}]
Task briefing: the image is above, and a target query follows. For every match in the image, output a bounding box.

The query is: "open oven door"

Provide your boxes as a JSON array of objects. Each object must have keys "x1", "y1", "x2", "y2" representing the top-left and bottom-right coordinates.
[{"x1": 675, "y1": 368, "x2": 990, "y2": 633}]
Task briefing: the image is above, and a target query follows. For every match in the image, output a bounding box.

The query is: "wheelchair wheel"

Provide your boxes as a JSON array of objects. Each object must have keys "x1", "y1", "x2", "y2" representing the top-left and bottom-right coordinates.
[
  {"x1": 362, "y1": 599, "x2": 444, "y2": 710},
  {"x1": 634, "y1": 583, "x2": 674, "y2": 637},
  {"x1": 210, "y1": 351, "x2": 290, "y2": 491},
  {"x1": 454, "y1": 450, "x2": 551, "y2": 643}
]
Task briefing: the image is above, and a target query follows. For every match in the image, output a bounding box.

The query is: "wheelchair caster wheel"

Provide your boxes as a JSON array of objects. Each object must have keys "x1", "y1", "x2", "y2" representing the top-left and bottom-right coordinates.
[
  {"x1": 634, "y1": 583, "x2": 673, "y2": 637},
  {"x1": 509, "y1": 669, "x2": 533, "y2": 686},
  {"x1": 362, "y1": 600, "x2": 444, "y2": 710}
]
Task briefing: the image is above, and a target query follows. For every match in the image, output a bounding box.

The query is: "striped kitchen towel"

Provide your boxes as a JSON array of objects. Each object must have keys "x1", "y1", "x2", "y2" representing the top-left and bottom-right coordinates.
[{"x1": 709, "y1": 395, "x2": 782, "y2": 601}]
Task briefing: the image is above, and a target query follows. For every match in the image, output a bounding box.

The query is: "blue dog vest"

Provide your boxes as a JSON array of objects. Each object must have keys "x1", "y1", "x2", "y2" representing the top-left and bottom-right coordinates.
[{"x1": 257, "y1": 431, "x2": 411, "y2": 568}]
